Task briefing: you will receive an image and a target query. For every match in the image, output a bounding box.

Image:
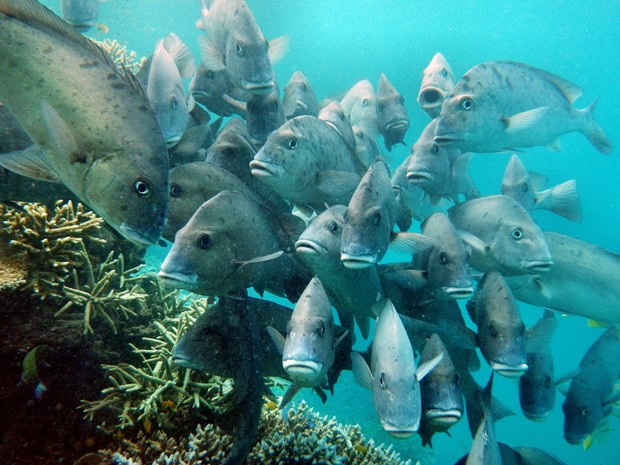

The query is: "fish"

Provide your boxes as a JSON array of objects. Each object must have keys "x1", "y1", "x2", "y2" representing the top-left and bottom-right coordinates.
[
  {"x1": 351, "y1": 299, "x2": 443, "y2": 437},
  {"x1": 267, "y1": 276, "x2": 348, "y2": 408},
  {"x1": 196, "y1": 0, "x2": 288, "y2": 94},
  {"x1": 501, "y1": 154, "x2": 582, "y2": 222},
  {"x1": 189, "y1": 62, "x2": 248, "y2": 118},
  {"x1": 246, "y1": 82, "x2": 285, "y2": 148},
  {"x1": 250, "y1": 115, "x2": 366, "y2": 214},
  {"x1": 295, "y1": 205, "x2": 384, "y2": 338},
  {"x1": 561, "y1": 326, "x2": 620, "y2": 445},
  {"x1": 340, "y1": 79, "x2": 380, "y2": 137},
  {"x1": 0, "y1": 0, "x2": 169, "y2": 246},
  {"x1": 454, "y1": 442, "x2": 524, "y2": 465},
  {"x1": 513, "y1": 446, "x2": 569, "y2": 465},
  {"x1": 406, "y1": 119, "x2": 478, "y2": 204},
  {"x1": 434, "y1": 61, "x2": 612, "y2": 154},
  {"x1": 352, "y1": 123, "x2": 383, "y2": 168},
  {"x1": 282, "y1": 71, "x2": 319, "y2": 119},
  {"x1": 503, "y1": 232, "x2": 620, "y2": 327},
  {"x1": 158, "y1": 190, "x2": 309, "y2": 300},
  {"x1": 519, "y1": 310, "x2": 559, "y2": 421},
  {"x1": 465, "y1": 374, "x2": 502, "y2": 465},
  {"x1": 417, "y1": 53, "x2": 456, "y2": 119},
  {"x1": 317, "y1": 100, "x2": 356, "y2": 151},
  {"x1": 467, "y1": 271, "x2": 528, "y2": 378},
  {"x1": 448, "y1": 195, "x2": 553, "y2": 275},
  {"x1": 147, "y1": 33, "x2": 195, "y2": 147},
  {"x1": 60, "y1": 0, "x2": 100, "y2": 32},
  {"x1": 376, "y1": 73, "x2": 409, "y2": 151},
  {"x1": 163, "y1": 161, "x2": 264, "y2": 241},
  {"x1": 341, "y1": 159, "x2": 420, "y2": 269}
]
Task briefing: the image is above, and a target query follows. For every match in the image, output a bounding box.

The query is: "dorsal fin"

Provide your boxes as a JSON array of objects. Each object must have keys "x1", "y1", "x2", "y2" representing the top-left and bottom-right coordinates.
[{"x1": 501, "y1": 61, "x2": 583, "y2": 104}]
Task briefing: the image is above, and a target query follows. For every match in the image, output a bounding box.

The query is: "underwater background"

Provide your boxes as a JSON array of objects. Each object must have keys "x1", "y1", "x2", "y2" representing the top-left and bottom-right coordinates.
[{"x1": 10, "y1": 1, "x2": 620, "y2": 464}]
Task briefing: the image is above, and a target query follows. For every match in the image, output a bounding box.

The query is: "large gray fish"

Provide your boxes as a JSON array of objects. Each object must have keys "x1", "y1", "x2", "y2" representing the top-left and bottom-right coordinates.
[
  {"x1": 189, "y1": 62, "x2": 248, "y2": 118},
  {"x1": 317, "y1": 100, "x2": 356, "y2": 151},
  {"x1": 295, "y1": 205, "x2": 383, "y2": 338},
  {"x1": 352, "y1": 123, "x2": 383, "y2": 168},
  {"x1": 163, "y1": 161, "x2": 262, "y2": 241},
  {"x1": 435, "y1": 61, "x2": 612, "y2": 154},
  {"x1": 340, "y1": 79, "x2": 380, "y2": 137},
  {"x1": 246, "y1": 82, "x2": 285, "y2": 148},
  {"x1": 340, "y1": 159, "x2": 419, "y2": 269},
  {"x1": 376, "y1": 73, "x2": 409, "y2": 151},
  {"x1": 519, "y1": 310, "x2": 558, "y2": 421},
  {"x1": 60, "y1": 0, "x2": 99, "y2": 32},
  {"x1": 282, "y1": 71, "x2": 319, "y2": 119},
  {"x1": 467, "y1": 271, "x2": 528, "y2": 378},
  {"x1": 158, "y1": 190, "x2": 309, "y2": 300},
  {"x1": 417, "y1": 53, "x2": 456, "y2": 119},
  {"x1": 406, "y1": 119, "x2": 478, "y2": 204},
  {"x1": 267, "y1": 276, "x2": 348, "y2": 408},
  {"x1": 197, "y1": 0, "x2": 288, "y2": 94},
  {"x1": 503, "y1": 232, "x2": 620, "y2": 327},
  {"x1": 351, "y1": 299, "x2": 443, "y2": 437},
  {"x1": 250, "y1": 115, "x2": 366, "y2": 214},
  {"x1": 501, "y1": 154, "x2": 582, "y2": 222},
  {"x1": 0, "y1": 0, "x2": 169, "y2": 246},
  {"x1": 561, "y1": 326, "x2": 620, "y2": 445},
  {"x1": 448, "y1": 195, "x2": 553, "y2": 275}
]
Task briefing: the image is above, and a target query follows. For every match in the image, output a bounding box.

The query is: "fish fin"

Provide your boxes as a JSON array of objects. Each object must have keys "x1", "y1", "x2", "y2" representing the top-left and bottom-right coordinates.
[
  {"x1": 555, "y1": 368, "x2": 580, "y2": 391},
  {"x1": 536, "y1": 179, "x2": 582, "y2": 222},
  {"x1": 266, "y1": 326, "x2": 286, "y2": 355},
  {"x1": 172, "y1": 124, "x2": 210, "y2": 158},
  {"x1": 160, "y1": 33, "x2": 195, "y2": 78},
  {"x1": 387, "y1": 268, "x2": 428, "y2": 290},
  {"x1": 313, "y1": 386, "x2": 328, "y2": 403},
  {"x1": 316, "y1": 171, "x2": 361, "y2": 197},
  {"x1": 416, "y1": 352, "x2": 443, "y2": 381},
  {"x1": 281, "y1": 91, "x2": 300, "y2": 117},
  {"x1": 503, "y1": 62, "x2": 583, "y2": 103},
  {"x1": 532, "y1": 277, "x2": 553, "y2": 300},
  {"x1": 350, "y1": 351, "x2": 373, "y2": 390},
  {"x1": 547, "y1": 138, "x2": 562, "y2": 152},
  {"x1": 279, "y1": 383, "x2": 302, "y2": 409},
  {"x1": 40, "y1": 101, "x2": 83, "y2": 163},
  {"x1": 489, "y1": 396, "x2": 515, "y2": 422},
  {"x1": 389, "y1": 232, "x2": 436, "y2": 255},
  {"x1": 268, "y1": 35, "x2": 290, "y2": 64},
  {"x1": 355, "y1": 315, "x2": 370, "y2": 340},
  {"x1": 295, "y1": 204, "x2": 317, "y2": 218},
  {"x1": 334, "y1": 329, "x2": 350, "y2": 349},
  {"x1": 451, "y1": 152, "x2": 473, "y2": 179},
  {"x1": 527, "y1": 171, "x2": 550, "y2": 192},
  {"x1": 235, "y1": 250, "x2": 285, "y2": 267},
  {"x1": 525, "y1": 313, "x2": 558, "y2": 353},
  {"x1": 275, "y1": 211, "x2": 307, "y2": 243},
  {"x1": 456, "y1": 229, "x2": 490, "y2": 256},
  {"x1": 0, "y1": 145, "x2": 60, "y2": 182},
  {"x1": 197, "y1": 35, "x2": 227, "y2": 72},
  {"x1": 502, "y1": 107, "x2": 549, "y2": 134},
  {"x1": 222, "y1": 93, "x2": 248, "y2": 112},
  {"x1": 580, "y1": 99, "x2": 612, "y2": 154}
]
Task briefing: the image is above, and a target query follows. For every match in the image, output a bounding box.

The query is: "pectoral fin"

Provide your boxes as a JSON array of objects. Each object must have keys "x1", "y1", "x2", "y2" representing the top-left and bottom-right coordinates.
[
  {"x1": 268, "y1": 36, "x2": 290, "y2": 64},
  {"x1": 197, "y1": 35, "x2": 226, "y2": 72},
  {"x1": 41, "y1": 101, "x2": 82, "y2": 164},
  {"x1": 0, "y1": 145, "x2": 60, "y2": 182},
  {"x1": 266, "y1": 326, "x2": 286, "y2": 355},
  {"x1": 502, "y1": 107, "x2": 549, "y2": 134},
  {"x1": 351, "y1": 351, "x2": 373, "y2": 390},
  {"x1": 316, "y1": 171, "x2": 360, "y2": 197},
  {"x1": 416, "y1": 352, "x2": 443, "y2": 381}
]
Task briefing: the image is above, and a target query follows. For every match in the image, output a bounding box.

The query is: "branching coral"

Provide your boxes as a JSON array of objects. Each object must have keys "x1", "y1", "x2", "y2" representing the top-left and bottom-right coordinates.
[{"x1": 93, "y1": 38, "x2": 146, "y2": 75}]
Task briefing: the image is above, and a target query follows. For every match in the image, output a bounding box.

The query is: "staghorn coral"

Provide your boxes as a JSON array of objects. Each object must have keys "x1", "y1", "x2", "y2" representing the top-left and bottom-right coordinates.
[
  {"x1": 101, "y1": 401, "x2": 414, "y2": 465},
  {"x1": 93, "y1": 38, "x2": 146, "y2": 75}
]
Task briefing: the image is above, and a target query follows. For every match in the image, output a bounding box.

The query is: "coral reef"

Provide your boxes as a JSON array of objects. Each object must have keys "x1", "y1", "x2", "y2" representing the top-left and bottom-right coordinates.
[{"x1": 94, "y1": 38, "x2": 146, "y2": 75}]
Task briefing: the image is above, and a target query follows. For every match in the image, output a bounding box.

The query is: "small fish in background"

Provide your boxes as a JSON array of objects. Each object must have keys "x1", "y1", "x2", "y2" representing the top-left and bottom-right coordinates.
[
  {"x1": 376, "y1": 72, "x2": 409, "y2": 151},
  {"x1": 434, "y1": 61, "x2": 613, "y2": 154},
  {"x1": 417, "y1": 53, "x2": 456, "y2": 119},
  {"x1": 189, "y1": 62, "x2": 249, "y2": 118},
  {"x1": 351, "y1": 299, "x2": 443, "y2": 437},
  {"x1": 352, "y1": 123, "x2": 383, "y2": 168},
  {"x1": 340, "y1": 79, "x2": 380, "y2": 138},
  {"x1": 282, "y1": 71, "x2": 319, "y2": 119},
  {"x1": 196, "y1": 0, "x2": 289, "y2": 94},
  {"x1": 60, "y1": 0, "x2": 100, "y2": 32},
  {"x1": 267, "y1": 276, "x2": 348, "y2": 408},
  {"x1": 467, "y1": 271, "x2": 528, "y2": 378},
  {"x1": 19, "y1": 345, "x2": 53, "y2": 401},
  {"x1": 561, "y1": 326, "x2": 620, "y2": 446},
  {"x1": 501, "y1": 154, "x2": 582, "y2": 222},
  {"x1": 406, "y1": 119, "x2": 479, "y2": 205},
  {"x1": 147, "y1": 33, "x2": 195, "y2": 148},
  {"x1": 448, "y1": 195, "x2": 553, "y2": 276},
  {"x1": 519, "y1": 310, "x2": 559, "y2": 421},
  {"x1": 318, "y1": 101, "x2": 356, "y2": 151},
  {"x1": 246, "y1": 82, "x2": 285, "y2": 148}
]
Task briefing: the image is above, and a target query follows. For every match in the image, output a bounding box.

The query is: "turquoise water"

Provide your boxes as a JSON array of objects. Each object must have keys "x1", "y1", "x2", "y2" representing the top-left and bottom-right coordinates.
[{"x1": 39, "y1": 1, "x2": 620, "y2": 463}]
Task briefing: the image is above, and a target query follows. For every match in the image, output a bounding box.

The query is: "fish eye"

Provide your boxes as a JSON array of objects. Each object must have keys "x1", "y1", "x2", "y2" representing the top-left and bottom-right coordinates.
[
  {"x1": 545, "y1": 376, "x2": 551, "y2": 389},
  {"x1": 441, "y1": 68, "x2": 448, "y2": 77},
  {"x1": 580, "y1": 407, "x2": 589, "y2": 417},
  {"x1": 236, "y1": 41, "x2": 243, "y2": 55},
  {"x1": 319, "y1": 324, "x2": 325, "y2": 336},
  {"x1": 454, "y1": 374, "x2": 460, "y2": 384},
  {"x1": 521, "y1": 183, "x2": 528, "y2": 193},
  {"x1": 205, "y1": 69, "x2": 215, "y2": 79},
  {"x1": 373, "y1": 211, "x2": 381, "y2": 226},
  {"x1": 287, "y1": 137, "x2": 297, "y2": 150},
  {"x1": 197, "y1": 233, "x2": 212, "y2": 250},
  {"x1": 356, "y1": 130, "x2": 365, "y2": 140},
  {"x1": 488, "y1": 321, "x2": 498, "y2": 338},
  {"x1": 170, "y1": 183, "x2": 183, "y2": 198},
  {"x1": 431, "y1": 143, "x2": 439, "y2": 154},
  {"x1": 328, "y1": 221, "x2": 339, "y2": 234},
  {"x1": 379, "y1": 373, "x2": 386, "y2": 389},
  {"x1": 460, "y1": 97, "x2": 474, "y2": 111},
  {"x1": 133, "y1": 178, "x2": 152, "y2": 197},
  {"x1": 362, "y1": 98, "x2": 369, "y2": 107},
  {"x1": 512, "y1": 228, "x2": 523, "y2": 240},
  {"x1": 300, "y1": 83, "x2": 307, "y2": 91},
  {"x1": 171, "y1": 95, "x2": 178, "y2": 109},
  {"x1": 439, "y1": 251, "x2": 448, "y2": 264}
]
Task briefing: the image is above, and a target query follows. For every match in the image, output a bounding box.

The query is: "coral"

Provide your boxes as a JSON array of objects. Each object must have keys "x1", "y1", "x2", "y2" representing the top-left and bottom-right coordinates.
[
  {"x1": 94, "y1": 38, "x2": 146, "y2": 75},
  {"x1": 0, "y1": 243, "x2": 28, "y2": 291},
  {"x1": 100, "y1": 401, "x2": 414, "y2": 465}
]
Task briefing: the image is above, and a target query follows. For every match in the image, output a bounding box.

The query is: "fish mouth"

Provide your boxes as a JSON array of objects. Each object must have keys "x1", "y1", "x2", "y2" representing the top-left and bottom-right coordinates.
[
  {"x1": 442, "y1": 286, "x2": 474, "y2": 299},
  {"x1": 433, "y1": 135, "x2": 460, "y2": 147},
  {"x1": 157, "y1": 271, "x2": 198, "y2": 289},
  {"x1": 295, "y1": 239, "x2": 328, "y2": 255},
  {"x1": 520, "y1": 259, "x2": 553, "y2": 272},
  {"x1": 491, "y1": 361, "x2": 529, "y2": 378},
  {"x1": 249, "y1": 159, "x2": 285, "y2": 178},
  {"x1": 165, "y1": 134, "x2": 183, "y2": 149},
  {"x1": 119, "y1": 223, "x2": 160, "y2": 246},
  {"x1": 564, "y1": 431, "x2": 588, "y2": 446},
  {"x1": 283, "y1": 360, "x2": 323, "y2": 382},
  {"x1": 417, "y1": 87, "x2": 446, "y2": 108},
  {"x1": 340, "y1": 253, "x2": 377, "y2": 269},
  {"x1": 424, "y1": 409, "x2": 462, "y2": 427},
  {"x1": 171, "y1": 354, "x2": 204, "y2": 371},
  {"x1": 385, "y1": 120, "x2": 409, "y2": 132},
  {"x1": 67, "y1": 20, "x2": 95, "y2": 32},
  {"x1": 241, "y1": 79, "x2": 275, "y2": 94},
  {"x1": 382, "y1": 424, "x2": 418, "y2": 439},
  {"x1": 524, "y1": 411, "x2": 550, "y2": 422},
  {"x1": 406, "y1": 170, "x2": 434, "y2": 184}
]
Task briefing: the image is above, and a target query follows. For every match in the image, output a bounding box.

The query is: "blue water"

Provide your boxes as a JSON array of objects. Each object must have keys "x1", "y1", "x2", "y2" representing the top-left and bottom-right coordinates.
[{"x1": 39, "y1": 1, "x2": 620, "y2": 463}]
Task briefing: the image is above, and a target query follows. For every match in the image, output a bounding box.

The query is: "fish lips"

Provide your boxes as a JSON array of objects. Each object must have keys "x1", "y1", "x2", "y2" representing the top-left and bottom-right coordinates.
[
  {"x1": 442, "y1": 286, "x2": 474, "y2": 299},
  {"x1": 119, "y1": 223, "x2": 161, "y2": 246},
  {"x1": 249, "y1": 158, "x2": 286, "y2": 178},
  {"x1": 157, "y1": 270, "x2": 198, "y2": 290},
  {"x1": 283, "y1": 359, "x2": 323, "y2": 383},
  {"x1": 340, "y1": 252, "x2": 378, "y2": 269},
  {"x1": 241, "y1": 78, "x2": 275, "y2": 94},
  {"x1": 520, "y1": 259, "x2": 553, "y2": 273},
  {"x1": 424, "y1": 408, "x2": 463, "y2": 428},
  {"x1": 295, "y1": 239, "x2": 328, "y2": 256},
  {"x1": 417, "y1": 86, "x2": 446, "y2": 110},
  {"x1": 523, "y1": 410, "x2": 550, "y2": 422},
  {"x1": 491, "y1": 361, "x2": 529, "y2": 378},
  {"x1": 406, "y1": 170, "x2": 434, "y2": 184},
  {"x1": 564, "y1": 429, "x2": 588, "y2": 445},
  {"x1": 381, "y1": 421, "x2": 418, "y2": 439}
]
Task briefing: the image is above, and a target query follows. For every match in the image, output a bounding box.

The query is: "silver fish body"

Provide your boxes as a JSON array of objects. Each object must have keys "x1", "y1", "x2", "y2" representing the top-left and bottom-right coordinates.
[
  {"x1": 340, "y1": 79, "x2": 380, "y2": 137},
  {"x1": 417, "y1": 52, "x2": 456, "y2": 119},
  {"x1": 376, "y1": 73, "x2": 409, "y2": 151},
  {"x1": 282, "y1": 71, "x2": 319, "y2": 119}
]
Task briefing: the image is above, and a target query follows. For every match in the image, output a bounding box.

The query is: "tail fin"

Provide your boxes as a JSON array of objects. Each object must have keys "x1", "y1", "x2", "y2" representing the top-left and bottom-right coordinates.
[{"x1": 581, "y1": 99, "x2": 612, "y2": 154}]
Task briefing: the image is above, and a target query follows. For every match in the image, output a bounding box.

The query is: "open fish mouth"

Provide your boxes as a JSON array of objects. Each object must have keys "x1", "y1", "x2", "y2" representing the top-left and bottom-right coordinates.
[
  {"x1": 119, "y1": 223, "x2": 160, "y2": 246},
  {"x1": 295, "y1": 239, "x2": 328, "y2": 255},
  {"x1": 523, "y1": 411, "x2": 550, "y2": 422},
  {"x1": 249, "y1": 159, "x2": 285, "y2": 177},
  {"x1": 520, "y1": 259, "x2": 553, "y2": 272},
  {"x1": 340, "y1": 253, "x2": 377, "y2": 269},
  {"x1": 241, "y1": 78, "x2": 275, "y2": 94},
  {"x1": 418, "y1": 86, "x2": 446, "y2": 107},
  {"x1": 157, "y1": 271, "x2": 198, "y2": 289},
  {"x1": 491, "y1": 361, "x2": 529, "y2": 378},
  {"x1": 406, "y1": 170, "x2": 434, "y2": 184},
  {"x1": 424, "y1": 409, "x2": 463, "y2": 427},
  {"x1": 283, "y1": 360, "x2": 323, "y2": 382},
  {"x1": 443, "y1": 286, "x2": 474, "y2": 299}
]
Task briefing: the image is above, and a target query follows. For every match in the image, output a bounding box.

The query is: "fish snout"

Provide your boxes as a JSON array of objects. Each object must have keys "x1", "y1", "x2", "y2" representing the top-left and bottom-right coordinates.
[
  {"x1": 424, "y1": 408, "x2": 463, "y2": 429},
  {"x1": 157, "y1": 270, "x2": 198, "y2": 289},
  {"x1": 523, "y1": 410, "x2": 550, "y2": 422},
  {"x1": 381, "y1": 420, "x2": 418, "y2": 439},
  {"x1": 119, "y1": 223, "x2": 161, "y2": 246},
  {"x1": 520, "y1": 258, "x2": 554, "y2": 273},
  {"x1": 490, "y1": 361, "x2": 529, "y2": 378},
  {"x1": 295, "y1": 239, "x2": 328, "y2": 255},
  {"x1": 282, "y1": 359, "x2": 323, "y2": 384},
  {"x1": 249, "y1": 154, "x2": 285, "y2": 178},
  {"x1": 406, "y1": 170, "x2": 434, "y2": 184},
  {"x1": 417, "y1": 86, "x2": 446, "y2": 113},
  {"x1": 241, "y1": 78, "x2": 275, "y2": 94},
  {"x1": 340, "y1": 252, "x2": 377, "y2": 269},
  {"x1": 442, "y1": 286, "x2": 474, "y2": 299}
]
